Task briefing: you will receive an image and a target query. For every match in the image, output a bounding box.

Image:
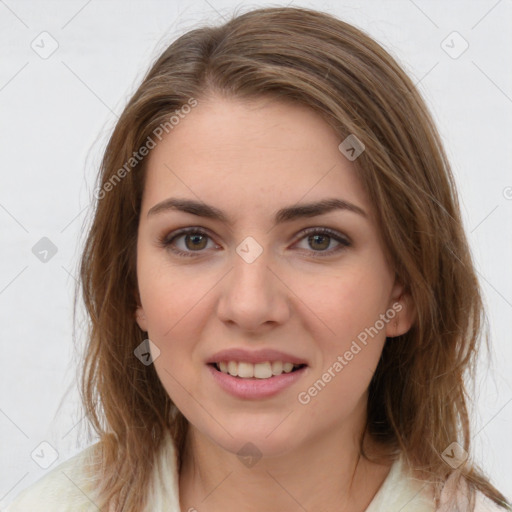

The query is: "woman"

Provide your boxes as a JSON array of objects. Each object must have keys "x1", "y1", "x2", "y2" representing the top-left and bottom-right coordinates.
[{"x1": 5, "y1": 6, "x2": 510, "y2": 512}]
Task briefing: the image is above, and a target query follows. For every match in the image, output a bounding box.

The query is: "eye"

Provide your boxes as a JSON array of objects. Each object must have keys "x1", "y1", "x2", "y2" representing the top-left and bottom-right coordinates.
[
  {"x1": 158, "y1": 227, "x2": 217, "y2": 257},
  {"x1": 158, "y1": 226, "x2": 351, "y2": 258},
  {"x1": 293, "y1": 227, "x2": 351, "y2": 258}
]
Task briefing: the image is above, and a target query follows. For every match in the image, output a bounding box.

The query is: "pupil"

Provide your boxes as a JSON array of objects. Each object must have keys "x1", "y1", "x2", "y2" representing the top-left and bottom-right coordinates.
[
  {"x1": 187, "y1": 234, "x2": 207, "y2": 250},
  {"x1": 310, "y1": 234, "x2": 329, "y2": 250}
]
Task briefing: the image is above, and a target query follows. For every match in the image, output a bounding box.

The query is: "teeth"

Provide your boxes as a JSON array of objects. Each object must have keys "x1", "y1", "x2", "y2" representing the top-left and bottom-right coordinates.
[
  {"x1": 238, "y1": 362, "x2": 254, "y2": 378},
  {"x1": 271, "y1": 361, "x2": 283, "y2": 375},
  {"x1": 227, "y1": 361, "x2": 237, "y2": 375},
  {"x1": 283, "y1": 362, "x2": 294, "y2": 373},
  {"x1": 215, "y1": 361, "x2": 303, "y2": 379},
  {"x1": 254, "y1": 362, "x2": 273, "y2": 379}
]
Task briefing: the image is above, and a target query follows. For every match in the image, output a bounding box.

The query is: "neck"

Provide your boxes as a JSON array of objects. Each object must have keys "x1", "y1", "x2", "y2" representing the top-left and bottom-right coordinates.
[{"x1": 178, "y1": 413, "x2": 392, "y2": 512}]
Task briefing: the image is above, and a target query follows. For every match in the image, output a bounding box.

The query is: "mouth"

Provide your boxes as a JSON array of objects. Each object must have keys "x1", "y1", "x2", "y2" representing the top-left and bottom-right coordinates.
[
  {"x1": 209, "y1": 361, "x2": 307, "y2": 379},
  {"x1": 205, "y1": 348, "x2": 309, "y2": 399},
  {"x1": 207, "y1": 360, "x2": 308, "y2": 399}
]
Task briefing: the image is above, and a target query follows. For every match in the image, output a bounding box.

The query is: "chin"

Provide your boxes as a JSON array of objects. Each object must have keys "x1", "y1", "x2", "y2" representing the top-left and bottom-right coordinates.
[
  {"x1": 188, "y1": 414, "x2": 302, "y2": 460},
  {"x1": 217, "y1": 433, "x2": 299, "y2": 461}
]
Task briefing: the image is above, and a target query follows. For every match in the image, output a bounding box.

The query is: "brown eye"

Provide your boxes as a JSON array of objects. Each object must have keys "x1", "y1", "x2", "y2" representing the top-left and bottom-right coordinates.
[
  {"x1": 307, "y1": 233, "x2": 331, "y2": 251},
  {"x1": 160, "y1": 226, "x2": 350, "y2": 259},
  {"x1": 295, "y1": 228, "x2": 351, "y2": 257},
  {"x1": 183, "y1": 232, "x2": 208, "y2": 251},
  {"x1": 160, "y1": 228, "x2": 217, "y2": 257}
]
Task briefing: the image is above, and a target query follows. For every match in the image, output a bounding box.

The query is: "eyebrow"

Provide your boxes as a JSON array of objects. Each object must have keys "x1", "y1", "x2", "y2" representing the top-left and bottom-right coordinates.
[{"x1": 147, "y1": 197, "x2": 367, "y2": 224}]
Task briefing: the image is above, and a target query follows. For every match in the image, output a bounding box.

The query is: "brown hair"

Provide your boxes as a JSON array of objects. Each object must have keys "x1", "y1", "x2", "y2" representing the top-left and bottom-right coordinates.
[{"x1": 76, "y1": 5, "x2": 510, "y2": 511}]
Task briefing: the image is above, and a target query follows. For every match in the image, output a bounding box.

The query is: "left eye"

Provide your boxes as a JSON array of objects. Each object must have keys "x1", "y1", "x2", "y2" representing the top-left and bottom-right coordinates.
[
  {"x1": 295, "y1": 229, "x2": 350, "y2": 255},
  {"x1": 159, "y1": 227, "x2": 351, "y2": 258}
]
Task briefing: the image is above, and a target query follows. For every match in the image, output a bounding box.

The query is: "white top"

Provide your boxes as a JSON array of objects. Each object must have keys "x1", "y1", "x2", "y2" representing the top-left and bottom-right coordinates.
[{"x1": 3, "y1": 432, "x2": 505, "y2": 511}]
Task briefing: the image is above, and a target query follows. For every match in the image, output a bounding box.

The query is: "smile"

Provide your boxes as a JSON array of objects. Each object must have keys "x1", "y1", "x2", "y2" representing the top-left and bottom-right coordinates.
[
  {"x1": 207, "y1": 362, "x2": 308, "y2": 400},
  {"x1": 212, "y1": 361, "x2": 306, "y2": 379}
]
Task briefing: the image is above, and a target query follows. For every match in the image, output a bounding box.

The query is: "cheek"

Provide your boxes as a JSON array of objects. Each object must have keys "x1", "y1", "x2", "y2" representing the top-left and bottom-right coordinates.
[
  {"x1": 291, "y1": 264, "x2": 390, "y2": 410},
  {"x1": 296, "y1": 314, "x2": 385, "y2": 428},
  {"x1": 137, "y1": 249, "x2": 213, "y2": 339},
  {"x1": 136, "y1": 250, "x2": 213, "y2": 391},
  {"x1": 293, "y1": 263, "x2": 392, "y2": 347}
]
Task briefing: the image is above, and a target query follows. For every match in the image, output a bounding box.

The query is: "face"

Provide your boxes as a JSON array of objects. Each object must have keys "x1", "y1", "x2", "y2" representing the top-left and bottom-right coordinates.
[{"x1": 135, "y1": 95, "x2": 414, "y2": 457}]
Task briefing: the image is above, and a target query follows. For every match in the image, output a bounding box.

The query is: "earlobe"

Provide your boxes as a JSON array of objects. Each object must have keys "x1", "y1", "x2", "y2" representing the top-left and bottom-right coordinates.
[{"x1": 135, "y1": 306, "x2": 148, "y2": 332}]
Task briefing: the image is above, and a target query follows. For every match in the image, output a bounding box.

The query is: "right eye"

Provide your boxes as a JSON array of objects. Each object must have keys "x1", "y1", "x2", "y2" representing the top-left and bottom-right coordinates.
[{"x1": 158, "y1": 227, "x2": 219, "y2": 257}]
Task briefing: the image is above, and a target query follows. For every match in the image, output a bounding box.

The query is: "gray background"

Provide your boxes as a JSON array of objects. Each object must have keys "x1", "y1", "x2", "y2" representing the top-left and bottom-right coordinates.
[{"x1": 1, "y1": 0, "x2": 511, "y2": 506}]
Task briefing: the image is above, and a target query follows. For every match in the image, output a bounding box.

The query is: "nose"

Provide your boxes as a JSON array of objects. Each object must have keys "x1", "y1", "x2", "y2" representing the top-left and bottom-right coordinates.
[{"x1": 216, "y1": 240, "x2": 291, "y2": 333}]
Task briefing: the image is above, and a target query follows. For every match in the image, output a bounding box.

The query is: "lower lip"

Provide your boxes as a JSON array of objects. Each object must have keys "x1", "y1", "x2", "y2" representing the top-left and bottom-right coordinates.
[{"x1": 207, "y1": 364, "x2": 307, "y2": 400}]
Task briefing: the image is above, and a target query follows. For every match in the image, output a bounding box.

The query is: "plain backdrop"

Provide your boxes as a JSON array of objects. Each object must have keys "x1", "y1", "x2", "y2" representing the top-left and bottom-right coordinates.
[{"x1": 1, "y1": 0, "x2": 511, "y2": 506}]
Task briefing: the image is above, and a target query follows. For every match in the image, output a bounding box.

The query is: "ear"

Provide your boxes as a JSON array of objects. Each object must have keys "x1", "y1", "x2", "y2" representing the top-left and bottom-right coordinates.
[
  {"x1": 135, "y1": 305, "x2": 148, "y2": 332},
  {"x1": 385, "y1": 278, "x2": 416, "y2": 338}
]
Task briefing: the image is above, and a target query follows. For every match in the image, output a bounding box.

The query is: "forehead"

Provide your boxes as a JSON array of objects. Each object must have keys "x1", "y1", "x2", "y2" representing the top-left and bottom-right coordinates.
[{"x1": 141, "y1": 96, "x2": 369, "y2": 219}]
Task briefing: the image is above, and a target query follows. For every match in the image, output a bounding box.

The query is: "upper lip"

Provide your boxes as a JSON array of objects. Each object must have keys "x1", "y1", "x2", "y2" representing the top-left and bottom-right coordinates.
[{"x1": 207, "y1": 348, "x2": 308, "y2": 366}]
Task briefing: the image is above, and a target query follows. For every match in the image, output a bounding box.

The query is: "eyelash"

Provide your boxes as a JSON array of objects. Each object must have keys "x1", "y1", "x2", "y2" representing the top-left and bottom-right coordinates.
[{"x1": 158, "y1": 226, "x2": 351, "y2": 259}]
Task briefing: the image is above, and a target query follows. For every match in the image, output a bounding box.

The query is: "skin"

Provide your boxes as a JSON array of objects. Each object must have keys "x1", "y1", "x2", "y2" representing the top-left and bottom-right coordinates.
[{"x1": 135, "y1": 95, "x2": 415, "y2": 512}]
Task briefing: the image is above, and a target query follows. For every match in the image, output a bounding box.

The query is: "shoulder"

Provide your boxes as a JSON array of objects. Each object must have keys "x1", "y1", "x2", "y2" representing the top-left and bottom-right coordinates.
[
  {"x1": 365, "y1": 455, "x2": 436, "y2": 511},
  {"x1": 473, "y1": 491, "x2": 510, "y2": 512},
  {"x1": 366, "y1": 454, "x2": 510, "y2": 512},
  {"x1": 3, "y1": 431, "x2": 182, "y2": 512},
  {"x1": 2, "y1": 443, "x2": 101, "y2": 512},
  {"x1": 438, "y1": 468, "x2": 510, "y2": 512},
  {"x1": 447, "y1": 489, "x2": 509, "y2": 512}
]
